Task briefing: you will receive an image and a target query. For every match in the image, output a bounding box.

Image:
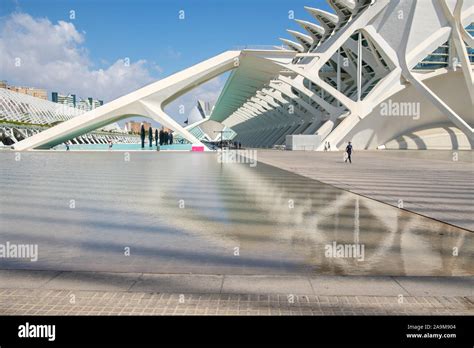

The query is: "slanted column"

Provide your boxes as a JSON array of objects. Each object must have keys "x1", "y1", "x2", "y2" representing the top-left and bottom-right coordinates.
[
  {"x1": 337, "y1": 47, "x2": 341, "y2": 107},
  {"x1": 357, "y1": 32, "x2": 362, "y2": 101}
]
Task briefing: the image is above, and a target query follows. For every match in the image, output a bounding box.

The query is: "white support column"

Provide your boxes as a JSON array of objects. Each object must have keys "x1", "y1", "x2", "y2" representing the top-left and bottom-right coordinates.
[
  {"x1": 337, "y1": 47, "x2": 341, "y2": 107},
  {"x1": 357, "y1": 31, "x2": 362, "y2": 101}
]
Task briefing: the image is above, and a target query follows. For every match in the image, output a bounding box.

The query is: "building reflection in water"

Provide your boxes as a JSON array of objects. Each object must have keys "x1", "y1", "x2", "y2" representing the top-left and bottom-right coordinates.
[{"x1": 1, "y1": 153, "x2": 472, "y2": 276}]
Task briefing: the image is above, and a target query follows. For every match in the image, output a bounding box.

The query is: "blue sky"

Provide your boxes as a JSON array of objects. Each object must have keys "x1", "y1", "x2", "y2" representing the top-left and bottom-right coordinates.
[{"x1": 0, "y1": 0, "x2": 331, "y2": 124}]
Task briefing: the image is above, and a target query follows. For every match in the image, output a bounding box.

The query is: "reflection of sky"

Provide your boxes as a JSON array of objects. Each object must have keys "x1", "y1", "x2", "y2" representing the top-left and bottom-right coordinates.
[{"x1": 0, "y1": 152, "x2": 472, "y2": 276}]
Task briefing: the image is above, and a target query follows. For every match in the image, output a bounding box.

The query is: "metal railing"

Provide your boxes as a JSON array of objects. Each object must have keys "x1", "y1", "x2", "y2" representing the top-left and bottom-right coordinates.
[{"x1": 232, "y1": 45, "x2": 288, "y2": 51}]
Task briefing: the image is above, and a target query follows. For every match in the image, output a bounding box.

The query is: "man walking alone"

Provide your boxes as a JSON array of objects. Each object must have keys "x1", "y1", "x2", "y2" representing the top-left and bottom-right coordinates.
[{"x1": 345, "y1": 141, "x2": 353, "y2": 163}]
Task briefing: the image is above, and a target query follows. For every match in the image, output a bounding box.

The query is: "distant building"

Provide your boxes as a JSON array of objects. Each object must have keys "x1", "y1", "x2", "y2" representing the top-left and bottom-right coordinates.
[
  {"x1": 124, "y1": 121, "x2": 152, "y2": 134},
  {"x1": 100, "y1": 122, "x2": 126, "y2": 133},
  {"x1": 197, "y1": 100, "x2": 214, "y2": 118},
  {"x1": 87, "y1": 97, "x2": 103, "y2": 110},
  {"x1": 185, "y1": 99, "x2": 214, "y2": 125},
  {"x1": 52, "y1": 92, "x2": 103, "y2": 111},
  {"x1": 1, "y1": 80, "x2": 47, "y2": 100},
  {"x1": 52, "y1": 92, "x2": 76, "y2": 108}
]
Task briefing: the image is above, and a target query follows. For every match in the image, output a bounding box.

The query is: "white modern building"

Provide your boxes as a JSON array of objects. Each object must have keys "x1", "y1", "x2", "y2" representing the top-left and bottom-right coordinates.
[
  {"x1": 0, "y1": 88, "x2": 136, "y2": 146},
  {"x1": 13, "y1": 0, "x2": 474, "y2": 151}
]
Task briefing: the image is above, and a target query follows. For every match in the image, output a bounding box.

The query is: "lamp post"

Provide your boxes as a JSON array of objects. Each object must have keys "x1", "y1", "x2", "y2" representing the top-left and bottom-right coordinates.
[{"x1": 214, "y1": 130, "x2": 232, "y2": 149}]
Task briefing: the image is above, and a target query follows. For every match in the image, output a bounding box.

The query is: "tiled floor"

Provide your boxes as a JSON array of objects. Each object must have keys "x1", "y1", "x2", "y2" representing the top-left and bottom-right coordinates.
[{"x1": 0, "y1": 288, "x2": 472, "y2": 316}]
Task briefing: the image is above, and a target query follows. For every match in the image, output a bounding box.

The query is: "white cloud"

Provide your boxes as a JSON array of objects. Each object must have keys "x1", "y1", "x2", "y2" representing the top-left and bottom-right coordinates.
[
  {"x1": 0, "y1": 13, "x2": 158, "y2": 101},
  {"x1": 0, "y1": 12, "x2": 228, "y2": 126}
]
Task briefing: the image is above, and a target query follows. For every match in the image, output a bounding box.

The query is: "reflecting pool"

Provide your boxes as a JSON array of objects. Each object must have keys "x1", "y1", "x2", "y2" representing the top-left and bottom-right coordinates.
[{"x1": 0, "y1": 152, "x2": 472, "y2": 276}]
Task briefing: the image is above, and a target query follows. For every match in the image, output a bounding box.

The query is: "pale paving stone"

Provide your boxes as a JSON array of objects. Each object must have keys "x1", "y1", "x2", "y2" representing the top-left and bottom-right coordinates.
[
  {"x1": 222, "y1": 275, "x2": 313, "y2": 295},
  {"x1": 0, "y1": 270, "x2": 60, "y2": 289},
  {"x1": 130, "y1": 274, "x2": 223, "y2": 294},
  {"x1": 393, "y1": 276, "x2": 474, "y2": 296},
  {"x1": 43, "y1": 272, "x2": 139, "y2": 291}
]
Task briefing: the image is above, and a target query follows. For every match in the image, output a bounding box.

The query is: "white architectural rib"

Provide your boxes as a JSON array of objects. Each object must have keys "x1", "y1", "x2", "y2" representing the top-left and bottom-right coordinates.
[
  {"x1": 294, "y1": 19, "x2": 325, "y2": 43},
  {"x1": 304, "y1": 7, "x2": 339, "y2": 28},
  {"x1": 286, "y1": 30, "x2": 314, "y2": 50},
  {"x1": 330, "y1": 0, "x2": 356, "y2": 12},
  {"x1": 279, "y1": 38, "x2": 304, "y2": 52}
]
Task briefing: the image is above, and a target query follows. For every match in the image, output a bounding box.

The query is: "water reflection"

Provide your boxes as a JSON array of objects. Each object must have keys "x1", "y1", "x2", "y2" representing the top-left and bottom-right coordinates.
[{"x1": 0, "y1": 152, "x2": 472, "y2": 276}]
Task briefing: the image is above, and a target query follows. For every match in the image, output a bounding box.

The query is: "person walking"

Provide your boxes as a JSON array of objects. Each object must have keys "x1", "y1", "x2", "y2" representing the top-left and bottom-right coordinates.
[
  {"x1": 345, "y1": 141, "x2": 353, "y2": 163},
  {"x1": 155, "y1": 129, "x2": 158, "y2": 147},
  {"x1": 140, "y1": 123, "x2": 145, "y2": 149},
  {"x1": 148, "y1": 126, "x2": 153, "y2": 147},
  {"x1": 159, "y1": 128, "x2": 164, "y2": 146}
]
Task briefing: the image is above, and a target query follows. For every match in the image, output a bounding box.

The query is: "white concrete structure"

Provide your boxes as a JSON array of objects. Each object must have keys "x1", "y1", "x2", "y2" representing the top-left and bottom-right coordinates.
[
  {"x1": 12, "y1": 0, "x2": 474, "y2": 151},
  {"x1": 13, "y1": 50, "x2": 295, "y2": 150},
  {"x1": 0, "y1": 88, "x2": 137, "y2": 146},
  {"x1": 180, "y1": 101, "x2": 237, "y2": 143},
  {"x1": 216, "y1": 0, "x2": 474, "y2": 150},
  {"x1": 286, "y1": 134, "x2": 323, "y2": 150},
  {"x1": 0, "y1": 88, "x2": 83, "y2": 125}
]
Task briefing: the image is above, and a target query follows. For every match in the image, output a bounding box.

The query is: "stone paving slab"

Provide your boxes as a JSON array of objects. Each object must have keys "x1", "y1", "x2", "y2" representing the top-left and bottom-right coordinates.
[
  {"x1": 393, "y1": 276, "x2": 474, "y2": 296},
  {"x1": 222, "y1": 275, "x2": 313, "y2": 295},
  {"x1": 251, "y1": 150, "x2": 474, "y2": 231},
  {"x1": 0, "y1": 270, "x2": 60, "y2": 288},
  {"x1": 42, "y1": 271, "x2": 139, "y2": 291},
  {"x1": 309, "y1": 276, "x2": 409, "y2": 296},
  {"x1": 130, "y1": 274, "x2": 223, "y2": 294},
  {"x1": 1, "y1": 270, "x2": 473, "y2": 297}
]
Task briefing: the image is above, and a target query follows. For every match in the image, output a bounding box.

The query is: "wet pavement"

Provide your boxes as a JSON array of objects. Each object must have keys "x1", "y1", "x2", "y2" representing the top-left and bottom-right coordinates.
[{"x1": 0, "y1": 152, "x2": 472, "y2": 276}]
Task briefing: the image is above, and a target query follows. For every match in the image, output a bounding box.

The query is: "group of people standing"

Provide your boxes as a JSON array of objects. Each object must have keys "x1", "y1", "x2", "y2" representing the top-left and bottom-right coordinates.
[
  {"x1": 140, "y1": 124, "x2": 173, "y2": 148},
  {"x1": 158, "y1": 128, "x2": 173, "y2": 146}
]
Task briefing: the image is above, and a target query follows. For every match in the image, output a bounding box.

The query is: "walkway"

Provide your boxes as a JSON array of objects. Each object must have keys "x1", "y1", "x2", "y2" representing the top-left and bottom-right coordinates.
[{"x1": 0, "y1": 270, "x2": 472, "y2": 315}]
